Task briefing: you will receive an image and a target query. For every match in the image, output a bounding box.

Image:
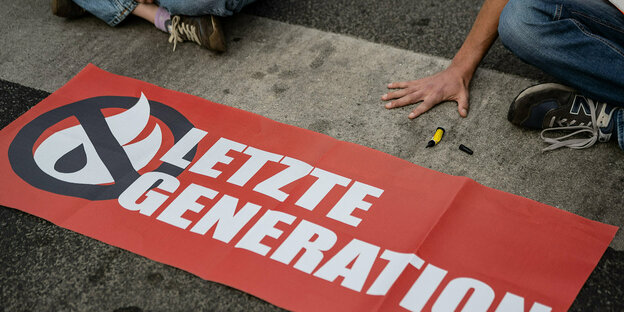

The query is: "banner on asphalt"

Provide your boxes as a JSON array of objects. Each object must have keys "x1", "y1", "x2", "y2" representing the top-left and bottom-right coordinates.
[{"x1": 0, "y1": 64, "x2": 617, "y2": 311}]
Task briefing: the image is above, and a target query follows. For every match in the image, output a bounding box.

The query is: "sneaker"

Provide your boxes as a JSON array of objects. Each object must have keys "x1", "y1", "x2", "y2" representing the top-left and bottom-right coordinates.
[
  {"x1": 167, "y1": 15, "x2": 226, "y2": 52},
  {"x1": 51, "y1": 0, "x2": 85, "y2": 18},
  {"x1": 508, "y1": 83, "x2": 619, "y2": 151}
]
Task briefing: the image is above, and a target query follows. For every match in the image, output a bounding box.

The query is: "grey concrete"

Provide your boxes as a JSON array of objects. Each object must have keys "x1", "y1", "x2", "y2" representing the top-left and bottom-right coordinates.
[
  {"x1": 244, "y1": 0, "x2": 553, "y2": 81},
  {"x1": 0, "y1": 0, "x2": 622, "y2": 310}
]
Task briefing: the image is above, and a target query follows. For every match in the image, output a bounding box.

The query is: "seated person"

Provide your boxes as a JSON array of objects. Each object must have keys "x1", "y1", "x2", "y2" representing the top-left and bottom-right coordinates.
[
  {"x1": 382, "y1": 0, "x2": 624, "y2": 152},
  {"x1": 51, "y1": 0, "x2": 257, "y2": 52}
]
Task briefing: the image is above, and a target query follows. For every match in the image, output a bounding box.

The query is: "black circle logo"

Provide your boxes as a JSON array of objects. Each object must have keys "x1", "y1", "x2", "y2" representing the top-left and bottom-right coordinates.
[{"x1": 8, "y1": 95, "x2": 196, "y2": 200}]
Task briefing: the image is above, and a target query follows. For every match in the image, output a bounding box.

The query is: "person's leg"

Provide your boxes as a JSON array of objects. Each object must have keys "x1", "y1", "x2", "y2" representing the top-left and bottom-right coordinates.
[
  {"x1": 64, "y1": 1, "x2": 224, "y2": 51},
  {"x1": 119, "y1": 3, "x2": 172, "y2": 33},
  {"x1": 157, "y1": 0, "x2": 256, "y2": 17},
  {"x1": 72, "y1": 0, "x2": 138, "y2": 27},
  {"x1": 499, "y1": 0, "x2": 624, "y2": 151},
  {"x1": 616, "y1": 110, "x2": 624, "y2": 150},
  {"x1": 129, "y1": 2, "x2": 227, "y2": 51},
  {"x1": 131, "y1": 3, "x2": 159, "y2": 24},
  {"x1": 498, "y1": 0, "x2": 624, "y2": 107},
  {"x1": 154, "y1": 0, "x2": 258, "y2": 52}
]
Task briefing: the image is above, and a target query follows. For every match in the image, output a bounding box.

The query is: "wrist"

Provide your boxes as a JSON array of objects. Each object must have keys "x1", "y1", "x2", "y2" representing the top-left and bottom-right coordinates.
[{"x1": 447, "y1": 61, "x2": 475, "y2": 86}]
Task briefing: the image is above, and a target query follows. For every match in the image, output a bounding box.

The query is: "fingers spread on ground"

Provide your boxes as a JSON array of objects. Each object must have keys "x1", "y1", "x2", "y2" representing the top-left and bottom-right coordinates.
[
  {"x1": 387, "y1": 81, "x2": 410, "y2": 89},
  {"x1": 408, "y1": 99, "x2": 435, "y2": 119},
  {"x1": 387, "y1": 92, "x2": 423, "y2": 109},
  {"x1": 382, "y1": 88, "x2": 412, "y2": 101}
]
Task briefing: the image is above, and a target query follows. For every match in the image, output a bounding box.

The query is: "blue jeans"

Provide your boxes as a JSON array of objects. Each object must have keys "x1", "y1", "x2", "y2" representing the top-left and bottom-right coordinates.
[
  {"x1": 499, "y1": 0, "x2": 624, "y2": 150},
  {"x1": 73, "y1": 0, "x2": 255, "y2": 26}
]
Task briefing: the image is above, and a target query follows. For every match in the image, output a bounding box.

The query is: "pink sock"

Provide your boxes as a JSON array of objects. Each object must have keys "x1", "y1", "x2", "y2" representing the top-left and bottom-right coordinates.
[{"x1": 154, "y1": 7, "x2": 171, "y2": 33}]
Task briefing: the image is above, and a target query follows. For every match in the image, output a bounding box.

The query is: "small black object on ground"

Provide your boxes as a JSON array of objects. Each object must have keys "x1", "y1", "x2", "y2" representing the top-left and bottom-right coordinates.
[{"x1": 459, "y1": 144, "x2": 473, "y2": 155}]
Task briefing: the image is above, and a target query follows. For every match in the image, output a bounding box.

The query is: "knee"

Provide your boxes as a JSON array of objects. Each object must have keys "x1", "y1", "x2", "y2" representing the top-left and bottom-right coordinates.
[{"x1": 498, "y1": 0, "x2": 545, "y2": 57}]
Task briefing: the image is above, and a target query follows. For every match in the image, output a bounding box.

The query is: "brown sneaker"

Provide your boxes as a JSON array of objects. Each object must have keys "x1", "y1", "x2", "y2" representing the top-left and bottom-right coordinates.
[
  {"x1": 167, "y1": 15, "x2": 226, "y2": 52},
  {"x1": 51, "y1": 0, "x2": 85, "y2": 18}
]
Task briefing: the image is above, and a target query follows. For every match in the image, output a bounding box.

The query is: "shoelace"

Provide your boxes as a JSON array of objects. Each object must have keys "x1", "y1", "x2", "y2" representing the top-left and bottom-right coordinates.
[
  {"x1": 540, "y1": 98, "x2": 601, "y2": 152},
  {"x1": 548, "y1": 117, "x2": 590, "y2": 127},
  {"x1": 168, "y1": 16, "x2": 201, "y2": 51}
]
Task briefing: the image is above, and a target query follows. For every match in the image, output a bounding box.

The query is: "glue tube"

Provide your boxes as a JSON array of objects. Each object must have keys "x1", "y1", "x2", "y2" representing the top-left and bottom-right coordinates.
[{"x1": 426, "y1": 127, "x2": 445, "y2": 148}]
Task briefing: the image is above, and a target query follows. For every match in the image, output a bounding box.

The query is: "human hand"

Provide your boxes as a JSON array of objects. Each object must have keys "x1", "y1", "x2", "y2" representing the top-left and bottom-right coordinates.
[{"x1": 382, "y1": 65, "x2": 471, "y2": 119}]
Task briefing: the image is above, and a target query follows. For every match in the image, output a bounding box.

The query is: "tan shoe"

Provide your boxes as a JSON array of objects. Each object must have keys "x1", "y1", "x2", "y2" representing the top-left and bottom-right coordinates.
[
  {"x1": 168, "y1": 15, "x2": 226, "y2": 52},
  {"x1": 51, "y1": 0, "x2": 85, "y2": 18}
]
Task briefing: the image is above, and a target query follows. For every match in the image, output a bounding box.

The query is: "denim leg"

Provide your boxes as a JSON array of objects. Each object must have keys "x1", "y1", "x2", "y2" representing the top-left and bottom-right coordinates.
[
  {"x1": 616, "y1": 109, "x2": 624, "y2": 150},
  {"x1": 157, "y1": 0, "x2": 256, "y2": 17},
  {"x1": 73, "y1": 0, "x2": 137, "y2": 26},
  {"x1": 498, "y1": 0, "x2": 624, "y2": 107}
]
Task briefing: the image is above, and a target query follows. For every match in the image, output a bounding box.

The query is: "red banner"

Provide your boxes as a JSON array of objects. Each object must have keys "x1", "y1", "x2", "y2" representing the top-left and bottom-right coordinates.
[{"x1": 0, "y1": 64, "x2": 617, "y2": 312}]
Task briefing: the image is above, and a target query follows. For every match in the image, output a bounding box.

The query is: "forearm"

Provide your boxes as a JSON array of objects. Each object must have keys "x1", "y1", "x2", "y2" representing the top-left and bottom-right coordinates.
[{"x1": 450, "y1": 0, "x2": 509, "y2": 83}]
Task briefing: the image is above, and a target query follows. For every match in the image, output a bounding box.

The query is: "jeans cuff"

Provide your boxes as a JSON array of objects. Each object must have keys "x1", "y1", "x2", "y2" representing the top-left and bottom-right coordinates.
[{"x1": 108, "y1": 0, "x2": 138, "y2": 27}]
